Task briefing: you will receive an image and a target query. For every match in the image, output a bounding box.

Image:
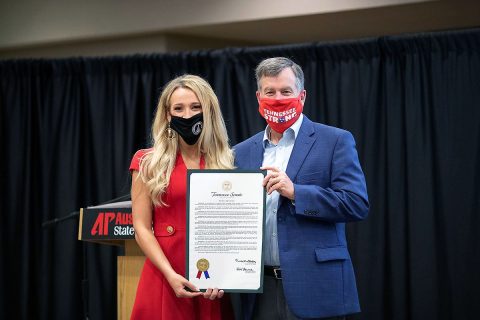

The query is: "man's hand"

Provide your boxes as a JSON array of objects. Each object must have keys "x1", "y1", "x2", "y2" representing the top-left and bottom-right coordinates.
[
  {"x1": 261, "y1": 166, "x2": 295, "y2": 200},
  {"x1": 203, "y1": 288, "x2": 225, "y2": 300}
]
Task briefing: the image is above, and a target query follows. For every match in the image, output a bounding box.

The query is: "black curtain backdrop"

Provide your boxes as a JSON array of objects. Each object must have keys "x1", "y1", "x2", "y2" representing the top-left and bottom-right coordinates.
[{"x1": 1, "y1": 28, "x2": 479, "y2": 320}]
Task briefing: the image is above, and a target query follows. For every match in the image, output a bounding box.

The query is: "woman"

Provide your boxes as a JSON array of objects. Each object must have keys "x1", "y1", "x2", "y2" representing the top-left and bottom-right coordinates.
[{"x1": 130, "y1": 75, "x2": 234, "y2": 319}]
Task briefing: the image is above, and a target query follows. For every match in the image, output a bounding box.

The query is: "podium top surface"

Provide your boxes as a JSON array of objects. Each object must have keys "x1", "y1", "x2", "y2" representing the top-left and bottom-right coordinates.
[{"x1": 88, "y1": 200, "x2": 132, "y2": 209}]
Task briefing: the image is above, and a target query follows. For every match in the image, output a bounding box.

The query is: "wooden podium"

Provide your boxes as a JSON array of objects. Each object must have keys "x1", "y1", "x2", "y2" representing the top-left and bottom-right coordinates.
[{"x1": 78, "y1": 201, "x2": 145, "y2": 320}]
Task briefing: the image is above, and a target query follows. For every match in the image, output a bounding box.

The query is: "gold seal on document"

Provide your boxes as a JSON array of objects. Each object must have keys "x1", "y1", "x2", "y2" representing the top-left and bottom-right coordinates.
[{"x1": 196, "y1": 258, "x2": 210, "y2": 271}]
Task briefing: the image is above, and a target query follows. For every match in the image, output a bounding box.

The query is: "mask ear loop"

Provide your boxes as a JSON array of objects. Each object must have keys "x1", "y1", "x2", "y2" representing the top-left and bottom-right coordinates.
[{"x1": 166, "y1": 122, "x2": 176, "y2": 139}]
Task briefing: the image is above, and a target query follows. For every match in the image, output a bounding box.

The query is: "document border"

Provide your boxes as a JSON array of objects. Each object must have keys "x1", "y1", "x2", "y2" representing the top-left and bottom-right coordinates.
[{"x1": 186, "y1": 169, "x2": 266, "y2": 293}]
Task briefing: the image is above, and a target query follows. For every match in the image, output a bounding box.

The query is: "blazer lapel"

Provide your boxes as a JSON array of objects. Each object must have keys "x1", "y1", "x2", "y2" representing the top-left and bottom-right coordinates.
[
  {"x1": 285, "y1": 116, "x2": 316, "y2": 182},
  {"x1": 250, "y1": 134, "x2": 265, "y2": 169}
]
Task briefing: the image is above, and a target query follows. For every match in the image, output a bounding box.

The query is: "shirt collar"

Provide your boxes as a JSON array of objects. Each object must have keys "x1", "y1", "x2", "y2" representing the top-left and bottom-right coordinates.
[{"x1": 263, "y1": 113, "x2": 304, "y2": 147}]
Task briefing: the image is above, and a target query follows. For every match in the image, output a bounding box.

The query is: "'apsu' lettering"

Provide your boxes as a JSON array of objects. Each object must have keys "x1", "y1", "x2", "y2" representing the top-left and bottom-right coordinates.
[{"x1": 90, "y1": 212, "x2": 115, "y2": 235}]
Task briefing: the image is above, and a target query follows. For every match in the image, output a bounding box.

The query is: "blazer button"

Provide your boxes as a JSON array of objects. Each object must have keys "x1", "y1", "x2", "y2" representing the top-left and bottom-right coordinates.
[{"x1": 166, "y1": 225, "x2": 174, "y2": 234}]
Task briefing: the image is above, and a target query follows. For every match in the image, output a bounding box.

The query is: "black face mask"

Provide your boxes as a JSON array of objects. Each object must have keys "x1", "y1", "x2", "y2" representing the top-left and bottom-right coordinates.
[{"x1": 169, "y1": 113, "x2": 203, "y2": 145}]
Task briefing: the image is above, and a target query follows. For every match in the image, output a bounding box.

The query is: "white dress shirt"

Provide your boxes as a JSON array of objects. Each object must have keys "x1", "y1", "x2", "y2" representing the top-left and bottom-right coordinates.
[{"x1": 262, "y1": 114, "x2": 304, "y2": 266}]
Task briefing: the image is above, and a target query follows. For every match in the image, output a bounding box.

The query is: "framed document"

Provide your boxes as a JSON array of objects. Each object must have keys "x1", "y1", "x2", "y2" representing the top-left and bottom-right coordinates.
[{"x1": 186, "y1": 169, "x2": 266, "y2": 293}]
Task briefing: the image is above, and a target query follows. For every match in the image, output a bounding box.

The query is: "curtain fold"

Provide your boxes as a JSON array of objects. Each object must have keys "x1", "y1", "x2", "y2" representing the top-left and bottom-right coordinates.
[{"x1": 1, "y1": 28, "x2": 479, "y2": 320}]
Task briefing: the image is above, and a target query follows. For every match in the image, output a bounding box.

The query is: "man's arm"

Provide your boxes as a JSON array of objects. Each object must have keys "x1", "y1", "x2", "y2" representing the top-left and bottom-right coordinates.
[{"x1": 293, "y1": 131, "x2": 369, "y2": 222}]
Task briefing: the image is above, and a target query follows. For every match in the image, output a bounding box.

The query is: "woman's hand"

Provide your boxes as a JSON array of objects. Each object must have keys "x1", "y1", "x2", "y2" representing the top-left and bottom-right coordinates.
[
  {"x1": 165, "y1": 271, "x2": 224, "y2": 299},
  {"x1": 165, "y1": 272, "x2": 203, "y2": 298}
]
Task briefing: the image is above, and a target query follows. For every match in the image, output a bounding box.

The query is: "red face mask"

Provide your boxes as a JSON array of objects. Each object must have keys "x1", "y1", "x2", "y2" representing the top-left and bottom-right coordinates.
[{"x1": 258, "y1": 94, "x2": 303, "y2": 133}]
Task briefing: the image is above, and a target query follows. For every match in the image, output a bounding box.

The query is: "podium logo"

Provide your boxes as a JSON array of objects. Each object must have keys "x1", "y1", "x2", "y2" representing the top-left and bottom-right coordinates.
[{"x1": 91, "y1": 212, "x2": 133, "y2": 236}]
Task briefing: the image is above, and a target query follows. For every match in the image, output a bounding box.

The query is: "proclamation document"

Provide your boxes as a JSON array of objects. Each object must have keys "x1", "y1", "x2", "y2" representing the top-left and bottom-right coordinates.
[{"x1": 186, "y1": 170, "x2": 266, "y2": 293}]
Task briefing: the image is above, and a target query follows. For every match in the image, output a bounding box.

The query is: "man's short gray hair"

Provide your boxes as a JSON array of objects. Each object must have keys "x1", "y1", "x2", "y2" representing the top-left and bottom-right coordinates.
[{"x1": 255, "y1": 57, "x2": 304, "y2": 92}]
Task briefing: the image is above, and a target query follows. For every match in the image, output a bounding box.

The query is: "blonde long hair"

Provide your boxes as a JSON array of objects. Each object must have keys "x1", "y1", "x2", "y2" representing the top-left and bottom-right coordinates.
[{"x1": 138, "y1": 75, "x2": 234, "y2": 206}]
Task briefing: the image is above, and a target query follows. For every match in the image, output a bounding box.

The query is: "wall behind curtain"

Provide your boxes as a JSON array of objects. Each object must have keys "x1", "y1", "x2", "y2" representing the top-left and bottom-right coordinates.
[{"x1": 1, "y1": 29, "x2": 479, "y2": 320}]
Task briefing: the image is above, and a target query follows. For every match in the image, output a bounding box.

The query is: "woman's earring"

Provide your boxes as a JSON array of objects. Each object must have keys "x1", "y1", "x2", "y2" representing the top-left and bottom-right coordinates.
[{"x1": 166, "y1": 122, "x2": 176, "y2": 139}]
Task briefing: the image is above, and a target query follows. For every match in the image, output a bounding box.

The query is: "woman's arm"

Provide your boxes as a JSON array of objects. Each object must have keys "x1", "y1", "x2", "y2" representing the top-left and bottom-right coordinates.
[{"x1": 131, "y1": 171, "x2": 202, "y2": 298}]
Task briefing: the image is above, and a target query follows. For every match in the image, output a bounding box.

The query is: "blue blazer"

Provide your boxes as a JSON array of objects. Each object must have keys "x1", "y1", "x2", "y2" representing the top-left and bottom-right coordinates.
[{"x1": 233, "y1": 116, "x2": 369, "y2": 319}]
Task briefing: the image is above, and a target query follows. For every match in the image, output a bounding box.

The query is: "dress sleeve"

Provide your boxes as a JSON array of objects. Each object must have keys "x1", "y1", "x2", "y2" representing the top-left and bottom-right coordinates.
[{"x1": 129, "y1": 149, "x2": 151, "y2": 172}]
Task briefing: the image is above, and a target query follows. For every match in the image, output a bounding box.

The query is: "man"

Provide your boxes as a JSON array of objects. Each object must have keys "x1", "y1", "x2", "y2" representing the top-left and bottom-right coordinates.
[{"x1": 233, "y1": 57, "x2": 369, "y2": 320}]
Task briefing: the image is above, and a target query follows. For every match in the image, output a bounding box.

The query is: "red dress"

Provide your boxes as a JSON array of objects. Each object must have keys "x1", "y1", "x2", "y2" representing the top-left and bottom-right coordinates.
[{"x1": 129, "y1": 149, "x2": 232, "y2": 320}]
